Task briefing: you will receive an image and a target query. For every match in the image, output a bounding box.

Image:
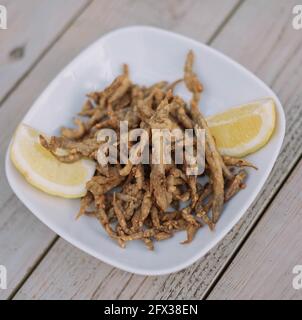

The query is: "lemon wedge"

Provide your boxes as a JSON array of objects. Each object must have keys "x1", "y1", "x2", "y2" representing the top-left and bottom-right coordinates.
[
  {"x1": 10, "y1": 124, "x2": 96, "y2": 198},
  {"x1": 206, "y1": 98, "x2": 276, "y2": 157}
]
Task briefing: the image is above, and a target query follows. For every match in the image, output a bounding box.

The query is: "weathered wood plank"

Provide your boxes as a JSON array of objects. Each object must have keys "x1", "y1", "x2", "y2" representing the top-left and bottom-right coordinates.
[
  {"x1": 141, "y1": 0, "x2": 302, "y2": 300},
  {"x1": 132, "y1": 0, "x2": 302, "y2": 300},
  {"x1": 0, "y1": 0, "x2": 240, "y2": 300},
  {"x1": 208, "y1": 160, "x2": 302, "y2": 300},
  {"x1": 0, "y1": 0, "x2": 90, "y2": 105},
  {"x1": 20, "y1": 0, "x2": 302, "y2": 300},
  {"x1": 0, "y1": 0, "x2": 91, "y2": 301},
  {"x1": 66, "y1": 0, "x2": 302, "y2": 300}
]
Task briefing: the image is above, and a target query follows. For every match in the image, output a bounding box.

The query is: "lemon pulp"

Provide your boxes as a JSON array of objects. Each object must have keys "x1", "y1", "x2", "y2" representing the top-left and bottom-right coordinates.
[
  {"x1": 206, "y1": 98, "x2": 276, "y2": 157},
  {"x1": 10, "y1": 124, "x2": 96, "y2": 198}
]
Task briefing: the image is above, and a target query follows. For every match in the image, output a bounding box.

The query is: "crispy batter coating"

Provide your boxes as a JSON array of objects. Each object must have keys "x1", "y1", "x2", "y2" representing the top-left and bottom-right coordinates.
[
  {"x1": 61, "y1": 118, "x2": 86, "y2": 140},
  {"x1": 78, "y1": 100, "x2": 95, "y2": 117},
  {"x1": 119, "y1": 161, "x2": 133, "y2": 176},
  {"x1": 181, "y1": 206, "x2": 199, "y2": 227},
  {"x1": 224, "y1": 170, "x2": 247, "y2": 201},
  {"x1": 76, "y1": 192, "x2": 94, "y2": 219},
  {"x1": 86, "y1": 167, "x2": 125, "y2": 197},
  {"x1": 182, "y1": 224, "x2": 200, "y2": 244},
  {"x1": 184, "y1": 50, "x2": 203, "y2": 104},
  {"x1": 222, "y1": 156, "x2": 258, "y2": 170},
  {"x1": 139, "y1": 191, "x2": 153, "y2": 227},
  {"x1": 43, "y1": 52, "x2": 254, "y2": 249},
  {"x1": 150, "y1": 206, "x2": 161, "y2": 228},
  {"x1": 150, "y1": 164, "x2": 172, "y2": 211},
  {"x1": 113, "y1": 193, "x2": 131, "y2": 234},
  {"x1": 191, "y1": 101, "x2": 224, "y2": 224}
]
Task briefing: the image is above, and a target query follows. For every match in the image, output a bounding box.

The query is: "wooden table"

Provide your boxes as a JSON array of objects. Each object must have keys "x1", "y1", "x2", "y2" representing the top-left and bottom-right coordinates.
[{"x1": 1, "y1": 0, "x2": 302, "y2": 300}]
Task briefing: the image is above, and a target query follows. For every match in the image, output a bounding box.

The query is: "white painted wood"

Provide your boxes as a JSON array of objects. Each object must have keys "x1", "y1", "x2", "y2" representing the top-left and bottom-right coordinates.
[
  {"x1": 0, "y1": 0, "x2": 239, "y2": 300},
  {"x1": 208, "y1": 160, "x2": 302, "y2": 300},
  {"x1": 0, "y1": 198, "x2": 56, "y2": 300},
  {"x1": 14, "y1": 0, "x2": 302, "y2": 300},
  {"x1": 0, "y1": 0, "x2": 90, "y2": 104},
  {"x1": 0, "y1": 0, "x2": 90, "y2": 301},
  {"x1": 129, "y1": 0, "x2": 302, "y2": 300}
]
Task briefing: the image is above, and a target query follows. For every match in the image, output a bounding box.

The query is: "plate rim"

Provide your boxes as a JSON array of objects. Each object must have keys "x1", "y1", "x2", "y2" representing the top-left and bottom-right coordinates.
[{"x1": 5, "y1": 25, "x2": 286, "y2": 275}]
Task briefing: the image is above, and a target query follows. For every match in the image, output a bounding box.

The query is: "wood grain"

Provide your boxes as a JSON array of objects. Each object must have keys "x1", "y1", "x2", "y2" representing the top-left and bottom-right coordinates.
[
  {"x1": 14, "y1": 0, "x2": 302, "y2": 300},
  {"x1": 0, "y1": 0, "x2": 239, "y2": 300},
  {"x1": 129, "y1": 0, "x2": 302, "y2": 300},
  {"x1": 208, "y1": 160, "x2": 302, "y2": 300},
  {"x1": 0, "y1": 0, "x2": 90, "y2": 105},
  {"x1": 0, "y1": 0, "x2": 90, "y2": 300}
]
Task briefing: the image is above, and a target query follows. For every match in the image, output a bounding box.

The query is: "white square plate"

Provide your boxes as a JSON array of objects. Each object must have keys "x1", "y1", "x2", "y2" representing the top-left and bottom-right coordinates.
[{"x1": 5, "y1": 26, "x2": 285, "y2": 275}]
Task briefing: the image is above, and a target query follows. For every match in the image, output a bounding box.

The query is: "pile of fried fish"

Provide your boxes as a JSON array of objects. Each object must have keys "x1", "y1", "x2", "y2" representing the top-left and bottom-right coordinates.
[{"x1": 40, "y1": 51, "x2": 256, "y2": 250}]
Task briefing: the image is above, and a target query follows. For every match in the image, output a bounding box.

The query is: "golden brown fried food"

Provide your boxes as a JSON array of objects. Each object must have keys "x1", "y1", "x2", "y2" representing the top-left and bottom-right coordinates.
[
  {"x1": 76, "y1": 192, "x2": 94, "y2": 219},
  {"x1": 139, "y1": 191, "x2": 153, "y2": 227},
  {"x1": 182, "y1": 224, "x2": 200, "y2": 244},
  {"x1": 191, "y1": 101, "x2": 224, "y2": 224},
  {"x1": 184, "y1": 50, "x2": 203, "y2": 104},
  {"x1": 150, "y1": 206, "x2": 161, "y2": 228},
  {"x1": 224, "y1": 170, "x2": 247, "y2": 201},
  {"x1": 113, "y1": 193, "x2": 131, "y2": 233},
  {"x1": 43, "y1": 51, "x2": 254, "y2": 250},
  {"x1": 86, "y1": 167, "x2": 125, "y2": 197},
  {"x1": 181, "y1": 206, "x2": 199, "y2": 227},
  {"x1": 150, "y1": 164, "x2": 172, "y2": 211},
  {"x1": 61, "y1": 118, "x2": 86, "y2": 140},
  {"x1": 222, "y1": 156, "x2": 258, "y2": 170}
]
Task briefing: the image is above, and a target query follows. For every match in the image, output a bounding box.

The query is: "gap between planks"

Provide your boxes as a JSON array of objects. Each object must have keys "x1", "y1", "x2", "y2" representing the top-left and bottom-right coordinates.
[
  {"x1": 0, "y1": 0, "x2": 94, "y2": 108},
  {"x1": 0, "y1": 0, "x2": 93, "y2": 301},
  {"x1": 207, "y1": 0, "x2": 244, "y2": 44},
  {"x1": 2, "y1": 0, "x2": 242, "y2": 300},
  {"x1": 207, "y1": 156, "x2": 302, "y2": 299},
  {"x1": 12, "y1": 0, "x2": 300, "y2": 300},
  {"x1": 12, "y1": 1, "x2": 246, "y2": 297},
  {"x1": 203, "y1": 153, "x2": 302, "y2": 299},
  {"x1": 7, "y1": 236, "x2": 60, "y2": 300},
  {"x1": 12, "y1": 0, "x2": 302, "y2": 300}
]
